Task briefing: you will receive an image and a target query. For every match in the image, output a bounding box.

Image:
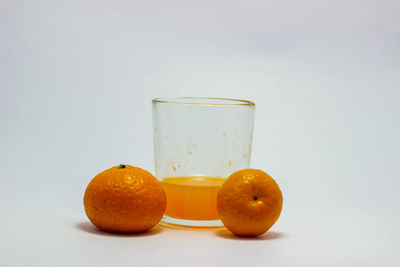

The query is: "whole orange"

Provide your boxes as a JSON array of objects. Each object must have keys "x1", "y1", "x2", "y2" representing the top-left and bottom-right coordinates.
[
  {"x1": 84, "y1": 164, "x2": 167, "y2": 233},
  {"x1": 217, "y1": 169, "x2": 283, "y2": 237}
]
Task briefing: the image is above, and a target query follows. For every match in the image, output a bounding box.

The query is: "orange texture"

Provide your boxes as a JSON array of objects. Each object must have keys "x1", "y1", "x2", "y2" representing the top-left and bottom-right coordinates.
[
  {"x1": 84, "y1": 164, "x2": 167, "y2": 233},
  {"x1": 217, "y1": 169, "x2": 283, "y2": 237},
  {"x1": 162, "y1": 176, "x2": 225, "y2": 220}
]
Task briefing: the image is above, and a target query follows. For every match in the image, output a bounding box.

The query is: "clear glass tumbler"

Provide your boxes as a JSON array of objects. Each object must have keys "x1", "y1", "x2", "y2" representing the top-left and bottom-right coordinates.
[{"x1": 152, "y1": 97, "x2": 255, "y2": 229}]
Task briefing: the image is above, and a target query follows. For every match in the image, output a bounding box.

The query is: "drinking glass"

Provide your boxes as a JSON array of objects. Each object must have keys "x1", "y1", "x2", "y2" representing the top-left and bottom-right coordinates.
[{"x1": 152, "y1": 97, "x2": 255, "y2": 229}]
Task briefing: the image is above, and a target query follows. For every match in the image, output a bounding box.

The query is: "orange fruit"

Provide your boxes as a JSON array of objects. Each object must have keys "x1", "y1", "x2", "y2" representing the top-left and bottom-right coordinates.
[
  {"x1": 217, "y1": 169, "x2": 283, "y2": 237},
  {"x1": 84, "y1": 164, "x2": 167, "y2": 233}
]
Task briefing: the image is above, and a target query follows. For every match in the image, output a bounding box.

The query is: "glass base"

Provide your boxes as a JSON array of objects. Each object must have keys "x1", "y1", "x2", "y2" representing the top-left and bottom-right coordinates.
[{"x1": 160, "y1": 215, "x2": 224, "y2": 230}]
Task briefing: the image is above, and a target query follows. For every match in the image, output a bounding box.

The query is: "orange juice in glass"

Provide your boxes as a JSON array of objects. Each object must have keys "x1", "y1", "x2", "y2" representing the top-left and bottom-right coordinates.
[{"x1": 152, "y1": 97, "x2": 255, "y2": 229}]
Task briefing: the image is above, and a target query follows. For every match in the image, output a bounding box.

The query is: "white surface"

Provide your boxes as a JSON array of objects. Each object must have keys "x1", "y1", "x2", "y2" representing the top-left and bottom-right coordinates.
[{"x1": 1, "y1": 0, "x2": 399, "y2": 266}]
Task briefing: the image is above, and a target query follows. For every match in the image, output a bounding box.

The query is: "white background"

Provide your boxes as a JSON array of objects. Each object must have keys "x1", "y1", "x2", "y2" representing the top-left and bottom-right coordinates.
[{"x1": 1, "y1": 0, "x2": 399, "y2": 266}]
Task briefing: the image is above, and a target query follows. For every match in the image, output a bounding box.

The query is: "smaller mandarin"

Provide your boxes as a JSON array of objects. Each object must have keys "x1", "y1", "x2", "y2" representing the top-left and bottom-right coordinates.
[
  {"x1": 217, "y1": 169, "x2": 283, "y2": 237},
  {"x1": 84, "y1": 164, "x2": 166, "y2": 233}
]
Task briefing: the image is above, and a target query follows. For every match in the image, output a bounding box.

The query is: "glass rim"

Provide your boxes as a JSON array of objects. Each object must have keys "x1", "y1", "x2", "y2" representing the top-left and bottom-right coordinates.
[{"x1": 152, "y1": 97, "x2": 255, "y2": 107}]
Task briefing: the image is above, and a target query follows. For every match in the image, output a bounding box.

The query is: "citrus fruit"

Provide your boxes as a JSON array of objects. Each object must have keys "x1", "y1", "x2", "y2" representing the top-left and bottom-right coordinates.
[
  {"x1": 217, "y1": 169, "x2": 283, "y2": 237},
  {"x1": 84, "y1": 164, "x2": 167, "y2": 233}
]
